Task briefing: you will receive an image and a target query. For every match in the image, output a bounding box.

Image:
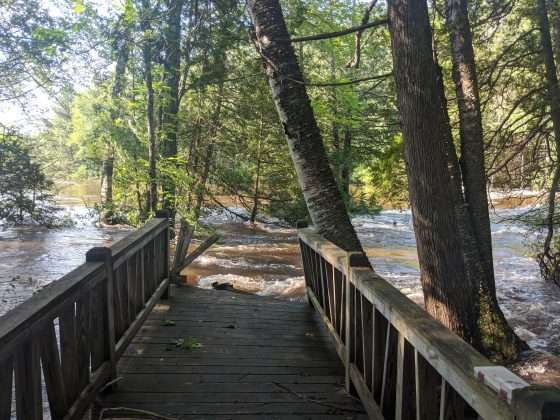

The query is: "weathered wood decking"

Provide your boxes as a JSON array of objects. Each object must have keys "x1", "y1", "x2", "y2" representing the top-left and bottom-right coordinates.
[{"x1": 96, "y1": 286, "x2": 367, "y2": 419}]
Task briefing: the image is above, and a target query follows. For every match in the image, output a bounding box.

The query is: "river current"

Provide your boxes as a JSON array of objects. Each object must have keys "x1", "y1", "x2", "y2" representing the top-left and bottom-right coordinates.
[{"x1": 1, "y1": 202, "x2": 560, "y2": 380}]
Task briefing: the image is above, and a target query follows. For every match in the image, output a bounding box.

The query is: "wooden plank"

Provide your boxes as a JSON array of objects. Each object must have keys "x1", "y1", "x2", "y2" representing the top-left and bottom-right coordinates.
[
  {"x1": 0, "y1": 356, "x2": 13, "y2": 420},
  {"x1": 351, "y1": 268, "x2": 514, "y2": 419},
  {"x1": 40, "y1": 321, "x2": 68, "y2": 420},
  {"x1": 90, "y1": 282, "x2": 107, "y2": 372},
  {"x1": 396, "y1": 335, "x2": 416, "y2": 420},
  {"x1": 115, "y1": 278, "x2": 170, "y2": 359},
  {"x1": 59, "y1": 303, "x2": 79, "y2": 403},
  {"x1": 15, "y1": 340, "x2": 42, "y2": 420},
  {"x1": 0, "y1": 262, "x2": 104, "y2": 357},
  {"x1": 415, "y1": 349, "x2": 441, "y2": 420},
  {"x1": 349, "y1": 364, "x2": 385, "y2": 420},
  {"x1": 76, "y1": 294, "x2": 91, "y2": 390},
  {"x1": 86, "y1": 247, "x2": 117, "y2": 385}
]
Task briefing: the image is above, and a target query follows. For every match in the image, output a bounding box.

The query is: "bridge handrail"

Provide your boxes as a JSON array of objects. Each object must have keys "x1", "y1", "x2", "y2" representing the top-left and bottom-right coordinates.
[
  {"x1": 0, "y1": 215, "x2": 170, "y2": 420},
  {"x1": 298, "y1": 227, "x2": 560, "y2": 420}
]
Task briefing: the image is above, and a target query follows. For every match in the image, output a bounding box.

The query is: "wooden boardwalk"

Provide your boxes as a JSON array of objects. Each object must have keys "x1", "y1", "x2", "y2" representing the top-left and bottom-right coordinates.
[{"x1": 96, "y1": 286, "x2": 367, "y2": 419}]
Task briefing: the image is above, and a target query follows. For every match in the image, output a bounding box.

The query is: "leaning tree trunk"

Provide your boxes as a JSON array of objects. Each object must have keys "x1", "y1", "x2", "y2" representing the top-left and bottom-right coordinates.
[
  {"x1": 445, "y1": 0, "x2": 496, "y2": 295},
  {"x1": 141, "y1": 0, "x2": 158, "y2": 214},
  {"x1": 161, "y1": 0, "x2": 185, "y2": 215},
  {"x1": 247, "y1": 0, "x2": 364, "y2": 253},
  {"x1": 537, "y1": 0, "x2": 560, "y2": 286},
  {"x1": 388, "y1": 0, "x2": 482, "y2": 344}
]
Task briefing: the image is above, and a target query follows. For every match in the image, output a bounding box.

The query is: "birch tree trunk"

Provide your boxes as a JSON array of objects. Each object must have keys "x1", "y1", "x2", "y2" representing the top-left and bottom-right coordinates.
[{"x1": 247, "y1": 0, "x2": 365, "y2": 253}]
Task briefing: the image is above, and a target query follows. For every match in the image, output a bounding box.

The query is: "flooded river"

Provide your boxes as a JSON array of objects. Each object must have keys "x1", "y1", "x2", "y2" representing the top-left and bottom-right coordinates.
[{"x1": 1, "y1": 197, "x2": 560, "y2": 375}]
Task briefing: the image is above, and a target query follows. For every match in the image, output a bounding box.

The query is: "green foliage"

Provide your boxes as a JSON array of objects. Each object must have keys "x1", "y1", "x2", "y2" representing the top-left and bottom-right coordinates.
[{"x1": 0, "y1": 132, "x2": 60, "y2": 225}]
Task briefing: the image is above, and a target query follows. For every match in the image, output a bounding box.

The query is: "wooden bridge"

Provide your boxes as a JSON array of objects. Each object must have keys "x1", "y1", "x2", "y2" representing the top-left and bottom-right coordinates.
[{"x1": 1, "y1": 215, "x2": 559, "y2": 420}]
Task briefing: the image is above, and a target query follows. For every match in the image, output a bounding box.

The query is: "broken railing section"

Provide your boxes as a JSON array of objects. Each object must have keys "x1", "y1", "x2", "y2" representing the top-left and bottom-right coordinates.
[
  {"x1": 0, "y1": 215, "x2": 170, "y2": 420},
  {"x1": 170, "y1": 218, "x2": 220, "y2": 283},
  {"x1": 298, "y1": 227, "x2": 560, "y2": 420}
]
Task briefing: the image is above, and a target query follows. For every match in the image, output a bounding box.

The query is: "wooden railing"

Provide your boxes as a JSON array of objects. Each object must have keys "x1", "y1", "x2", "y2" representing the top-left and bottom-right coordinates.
[
  {"x1": 298, "y1": 227, "x2": 560, "y2": 420},
  {"x1": 0, "y1": 214, "x2": 170, "y2": 420}
]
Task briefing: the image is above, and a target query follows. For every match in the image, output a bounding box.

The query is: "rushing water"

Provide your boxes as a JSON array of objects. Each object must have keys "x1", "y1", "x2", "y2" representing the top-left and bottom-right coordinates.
[
  {"x1": 186, "y1": 207, "x2": 560, "y2": 359},
  {"x1": 1, "y1": 197, "x2": 560, "y2": 381}
]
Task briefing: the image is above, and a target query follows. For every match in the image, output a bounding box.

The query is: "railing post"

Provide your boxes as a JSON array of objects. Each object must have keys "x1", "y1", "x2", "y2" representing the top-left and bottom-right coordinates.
[
  {"x1": 512, "y1": 386, "x2": 560, "y2": 420},
  {"x1": 156, "y1": 209, "x2": 171, "y2": 299},
  {"x1": 86, "y1": 247, "x2": 117, "y2": 388}
]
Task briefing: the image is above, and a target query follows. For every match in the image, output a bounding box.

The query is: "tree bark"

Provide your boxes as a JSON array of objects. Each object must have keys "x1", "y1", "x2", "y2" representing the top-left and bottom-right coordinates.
[
  {"x1": 445, "y1": 0, "x2": 496, "y2": 295},
  {"x1": 102, "y1": 15, "x2": 132, "y2": 222},
  {"x1": 537, "y1": 0, "x2": 560, "y2": 282},
  {"x1": 141, "y1": 0, "x2": 158, "y2": 214},
  {"x1": 248, "y1": 0, "x2": 365, "y2": 253},
  {"x1": 388, "y1": 0, "x2": 478, "y2": 342},
  {"x1": 341, "y1": 127, "x2": 351, "y2": 197},
  {"x1": 161, "y1": 0, "x2": 185, "y2": 214}
]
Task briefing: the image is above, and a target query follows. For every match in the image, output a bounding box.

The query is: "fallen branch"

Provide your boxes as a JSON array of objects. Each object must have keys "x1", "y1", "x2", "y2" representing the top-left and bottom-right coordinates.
[{"x1": 273, "y1": 382, "x2": 365, "y2": 413}]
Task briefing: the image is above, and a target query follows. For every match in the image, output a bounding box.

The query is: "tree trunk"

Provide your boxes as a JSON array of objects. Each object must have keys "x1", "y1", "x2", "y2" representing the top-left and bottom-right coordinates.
[
  {"x1": 388, "y1": 0, "x2": 478, "y2": 342},
  {"x1": 141, "y1": 0, "x2": 158, "y2": 214},
  {"x1": 102, "y1": 16, "x2": 131, "y2": 223},
  {"x1": 341, "y1": 127, "x2": 351, "y2": 198},
  {"x1": 248, "y1": 0, "x2": 365, "y2": 254},
  {"x1": 537, "y1": 0, "x2": 560, "y2": 284},
  {"x1": 445, "y1": 0, "x2": 496, "y2": 295},
  {"x1": 161, "y1": 0, "x2": 185, "y2": 214},
  {"x1": 250, "y1": 116, "x2": 264, "y2": 224}
]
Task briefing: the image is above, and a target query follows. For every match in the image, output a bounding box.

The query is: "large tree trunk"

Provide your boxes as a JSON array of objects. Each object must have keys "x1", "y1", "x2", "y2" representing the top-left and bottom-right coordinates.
[
  {"x1": 537, "y1": 0, "x2": 560, "y2": 285},
  {"x1": 389, "y1": 0, "x2": 525, "y2": 360},
  {"x1": 248, "y1": 0, "x2": 364, "y2": 253},
  {"x1": 388, "y1": 0, "x2": 478, "y2": 342},
  {"x1": 445, "y1": 0, "x2": 495, "y2": 295},
  {"x1": 141, "y1": 0, "x2": 158, "y2": 214},
  {"x1": 161, "y1": 0, "x2": 185, "y2": 214}
]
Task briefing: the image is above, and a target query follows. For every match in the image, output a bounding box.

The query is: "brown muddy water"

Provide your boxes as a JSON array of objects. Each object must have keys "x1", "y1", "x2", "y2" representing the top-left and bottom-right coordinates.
[{"x1": 1, "y1": 187, "x2": 560, "y2": 386}]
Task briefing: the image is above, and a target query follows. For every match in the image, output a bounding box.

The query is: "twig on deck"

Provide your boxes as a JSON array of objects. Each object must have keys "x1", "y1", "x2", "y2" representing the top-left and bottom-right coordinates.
[
  {"x1": 273, "y1": 382, "x2": 365, "y2": 413},
  {"x1": 98, "y1": 406, "x2": 178, "y2": 420}
]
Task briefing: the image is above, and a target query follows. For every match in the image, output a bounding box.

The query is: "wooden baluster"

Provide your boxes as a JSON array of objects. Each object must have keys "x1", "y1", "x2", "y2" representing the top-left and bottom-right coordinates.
[
  {"x1": 381, "y1": 324, "x2": 398, "y2": 419},
  {"x1": 86, "y1": 247, "x2": 117, "y2": 387},
  {"x1": 415, "y1": 350, "x2": 441, "y2": 420},
  {"x1": 120, "y1": 263, "x2": 130, "y2": 331},
  {"x1": 76, "y1": 294, "x2": 91, "y2": 390},
  {"x1": 340, "y1": 273, "x2": 345, "y2": 342},
  {"x1": 59, "y1": 304, "x2": 79, "y2": 403},
  {"x1": 395, "y1": 334, "x2": 416, "y2": 420},
  {"x1": 40, "y1": 321, "x2": 68, "y2": 420},
  {"x1": 322, "y1": 259, "x2": 332, "y2": 324},
  {"x1": 439, "y1": 378, "x2": 447, "y2": 420},
  {"x1": 354, "y1": 287, "x2": 363, "y2": 372},
  {"x1": 361, "y1": 296, "x2": 373, "y2": 391},
  {"x1": 139, "y1": 247, "x2": 146, "y2": 305},
  {"x1": 15, "y1": 340, "x2": 42, "y2": 420},
  {"x1": 127, "y1": 257, "x2": 137, "y2": 320},
  {"x1": 372, "y1": 309, "x2": 387, "y2": 403},
  {"x1": 0, "y1": 356, "x2": 13, "y2": 420},
  {"x1": 160, "y1": 217, "x2": 171, "y2": 299},
  {"x1": 90, "y1": 282, "x2": 107, "y2": 372}
]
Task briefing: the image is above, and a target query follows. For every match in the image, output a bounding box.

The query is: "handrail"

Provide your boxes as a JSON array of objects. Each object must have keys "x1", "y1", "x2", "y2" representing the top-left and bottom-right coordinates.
[
  {"x1": 0, "y1": 215, "x2": 170, "y2": 420},
  {"x1": 298, "y1": 227, "x2": 560, "y2": 420}
]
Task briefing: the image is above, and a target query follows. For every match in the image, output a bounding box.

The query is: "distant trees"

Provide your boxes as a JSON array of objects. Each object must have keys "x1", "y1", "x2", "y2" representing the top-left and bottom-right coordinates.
[{"x1": 0, "y1": 132, "x2": 58, "y2": 225}]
